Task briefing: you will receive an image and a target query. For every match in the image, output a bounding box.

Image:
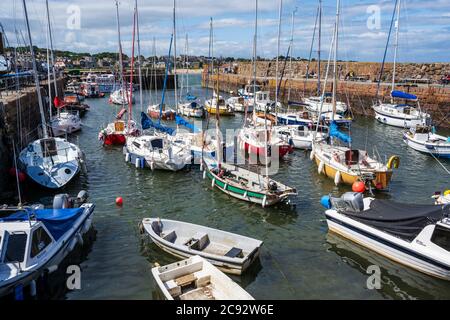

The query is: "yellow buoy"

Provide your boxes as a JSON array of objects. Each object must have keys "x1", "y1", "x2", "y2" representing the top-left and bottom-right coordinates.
[{"x1": 387, "y1": 155, "x2": 400, "y2": 169}]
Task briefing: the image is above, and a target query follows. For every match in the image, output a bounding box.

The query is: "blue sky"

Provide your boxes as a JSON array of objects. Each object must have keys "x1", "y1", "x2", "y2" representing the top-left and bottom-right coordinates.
[{"x1": 1, "y1": 0, "x2": 449, "y2": 62}]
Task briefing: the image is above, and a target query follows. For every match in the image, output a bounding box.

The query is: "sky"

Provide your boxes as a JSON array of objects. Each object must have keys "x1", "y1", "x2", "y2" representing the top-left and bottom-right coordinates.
[{"x1": 1, "y1": 0, "x2": 449, "y2": 62}]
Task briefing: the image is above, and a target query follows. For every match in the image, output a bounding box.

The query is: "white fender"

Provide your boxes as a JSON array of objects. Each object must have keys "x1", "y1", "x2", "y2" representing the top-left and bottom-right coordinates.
[
  {"x1": 211, "y1": 178, "x2": 215, "y2": 188},
  {"x1": 202, "y1": 170, "x2": 206, "y2": 180},
  {"x1": 135, "y1": 157, "x2": 140, "y2": 168},
  {"x1": 243, "y1": 191, "x2": 248, "y2": 199},
  {"x1": 69, "y1": 237, "x2": 78, "y2": 251},
  {"x1": 150, "y1": 161, "x2": 155, "y2": 171},
  {"x1": 334, "y1": 171, "x2": 341, "y2": 186},
  {"x1": 262, "y1": 195, "x2": 267, "y2": 208},
  {"x1": 318, "y1": 161, "x2": 325, "y2": 174},
  {"x1": 125, "y1": 153, "x2": 131, "y2": 163},
  {"x1": 83, "y1": 218, "x2": 92, "y2": 233},
  {"x1": 310, "y1": 150, "x2": 315, "y2": 161},
  {"x1": 223, "y1": 183, "x2": 228, "y2": 191},
  {"x1": 29, "y1": 280, "x2": 37, "y2": 297}
]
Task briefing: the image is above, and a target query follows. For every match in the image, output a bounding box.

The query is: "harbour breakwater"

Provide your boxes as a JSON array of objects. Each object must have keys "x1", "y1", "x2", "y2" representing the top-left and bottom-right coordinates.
[
  {"x1": 202, "y1": 61, "x2": 450, "y2": 128},
  {"x1": 0, "y1": 77, "x2": 65, "y2": 195}
]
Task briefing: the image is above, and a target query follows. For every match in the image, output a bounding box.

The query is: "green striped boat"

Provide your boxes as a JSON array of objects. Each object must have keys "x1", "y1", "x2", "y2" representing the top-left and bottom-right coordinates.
[{"x1": 203, "y1": 161, "x2": 297, "y2": 207}]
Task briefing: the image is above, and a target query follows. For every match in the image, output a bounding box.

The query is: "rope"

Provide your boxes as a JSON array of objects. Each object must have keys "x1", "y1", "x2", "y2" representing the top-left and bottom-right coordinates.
[{"x1": 428, "y1": 150, "x2": 450, "y2": 175}]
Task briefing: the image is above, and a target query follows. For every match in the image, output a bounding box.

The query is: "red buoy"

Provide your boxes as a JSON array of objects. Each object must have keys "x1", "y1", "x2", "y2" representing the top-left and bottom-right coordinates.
[
  {"x1": 375, "y1": 182, "x2": 383, "y2": 190},
  {"x1": 115, "y1": 197, "x2": 123, "y2": 206},
  {"x1": 18, "y1": 172, "x2": 26, "y2": 182},
  {"x1": 352, "y1": 181, "x2": 366, "y2": 193}
]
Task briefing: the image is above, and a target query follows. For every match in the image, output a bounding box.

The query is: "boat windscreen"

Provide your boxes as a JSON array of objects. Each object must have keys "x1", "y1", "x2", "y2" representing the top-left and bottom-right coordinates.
[{"x1": 342, "y1": 200, "x2": 449, "y2": 241}]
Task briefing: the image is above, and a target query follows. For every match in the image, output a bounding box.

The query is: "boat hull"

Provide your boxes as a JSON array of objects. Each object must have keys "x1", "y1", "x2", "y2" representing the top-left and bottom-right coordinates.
[
  {"x1": 103, "y1": 134, "x2": 126, "y2": 146},
  {"x1": 373, "y1": 107, "x2": 428, "y2": 128},
  {"x1": 148, "y1": 110, "x2": 176, "y2": 121},
  {"x1": 314, "y1": 154, "x2": 393, "y2": 190},
  {"x1": 242, "y1": 141, "x2": 292, "y2": 159},
  {"x1": 325, "y1": 211, "x2": 450, "y2": 281}
]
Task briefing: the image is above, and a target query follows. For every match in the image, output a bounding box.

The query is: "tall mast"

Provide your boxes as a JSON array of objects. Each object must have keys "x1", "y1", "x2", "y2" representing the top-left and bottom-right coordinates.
[
  {"x1": 317, "y1": 0, "x2": 322, "y2": 95},
  {"x1": 251, "y1": 0, "x2": 258, "y2": 127},
  {"x1": 115, "y1": 0, "x2": 125, "y2": 105},
  {"x1": 45, "y1": 0, "x2": 58, "y2": 98},
  {"x1": 22, "y1": 0, "x2": 48, "y2": 138},
  {"x1": 128, "y1": 6, "x2": 137, "y2": 130},
  {"x1": 331, "y1": 0, "x2": 340, "y2": 118},
  {"x1": 45, "y1": 27, "x2": 52, "y2": 119},
  {"x1": 135, "y1": 0, "x2": 143, "y2": 112},
  {"x1": 287, "y1": 7, "x2": 297, "y2": 105},
  {"x1": 173, "y1": 0, "x2": 178, "y2": 113},
  {"x1": 185, "y1": 34, "x2": 189, "y2": 97},
  {"x1": 274, "y1": 0, "x2": 283, "y2": 126},
  {"x1": 152, "y1": 37, "x2": 157, "y2": 104},
  {"x1": 391, "y1": 0, "x2": 400, "y2": 95}
]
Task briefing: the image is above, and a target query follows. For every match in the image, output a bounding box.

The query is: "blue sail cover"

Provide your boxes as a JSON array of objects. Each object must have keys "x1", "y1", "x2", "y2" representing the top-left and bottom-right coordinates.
[
  {"x1": 175, "y1": 115, "x2": 201, "y2": 133},
  {"x1": 186, "y1": 93, "x2": 197, "y2": 101},
  {"x1": 329, "y1": 121, "x2": 352, "y2": 144},
  {"x1": 391, "y1": 90, "x2": 418, "y2": 101},
  {"x1": 1, "y1": 208, "x2": 84, "y2": 240},
  {"x1": 141, "y1": 112, "x2": 175, "y2": 135}
]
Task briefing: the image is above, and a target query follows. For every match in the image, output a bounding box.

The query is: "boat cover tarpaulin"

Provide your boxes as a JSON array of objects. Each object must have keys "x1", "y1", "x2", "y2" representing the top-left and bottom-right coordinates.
[
  {"x1": 141, "y1": 112, "x2": 174, "y2": 135},
  {"x1": 342, "y1": 200, "x2": 449, "y2": 241},
  {"x1": 175, "y1": 115, "x2": 201, "y2": 133},
  {"x1": 330, "y1": 121, "x2": 351, "y2": 144},
  {"x1": 186, "y1": 93, "x2": 197, "y2": 101},
  {"x1": 1, "y1": 208, "x2": 84, "y2": 240},
  {"x1": 391, "y1": 90, "x2": 418, "y2": 101}
]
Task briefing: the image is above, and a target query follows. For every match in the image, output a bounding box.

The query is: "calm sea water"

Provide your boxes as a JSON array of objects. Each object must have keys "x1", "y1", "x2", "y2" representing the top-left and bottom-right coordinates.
[{"x1": 18, "y1": 74, "x2": 450, "y2": 300}]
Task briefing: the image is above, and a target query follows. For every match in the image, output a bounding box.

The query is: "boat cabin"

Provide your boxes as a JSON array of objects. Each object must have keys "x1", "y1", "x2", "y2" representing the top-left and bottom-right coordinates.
[{"x1": 0, "y1": 220, "x2": 55, "y2": 271}]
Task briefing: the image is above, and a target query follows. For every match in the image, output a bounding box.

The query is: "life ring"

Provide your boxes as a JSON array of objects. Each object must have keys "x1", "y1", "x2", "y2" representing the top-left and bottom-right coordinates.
[{"x1": 386, "y1": 155, "x2": 400, "y2": 169}]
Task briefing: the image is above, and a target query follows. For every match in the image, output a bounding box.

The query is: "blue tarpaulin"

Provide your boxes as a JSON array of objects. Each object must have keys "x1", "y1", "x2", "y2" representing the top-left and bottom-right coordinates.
[
  {"x1": 1, "y1": 208, "x2": 84, "y2": 240},
  {"x1": 329, "y1": 121, "x2": 352, "y2": 144},
  {"x1": 391, "y1": 90, "x2": 418, "y2": 101},
  {"x1": 175, "y1": 114, "x2": 201, "y2": 133},
  {"x1": 185, "y1": 93, "x2": 197, "y2": 101},
  {"x1": 141, "y1": 112, "x2": 175, "y2": 135}
]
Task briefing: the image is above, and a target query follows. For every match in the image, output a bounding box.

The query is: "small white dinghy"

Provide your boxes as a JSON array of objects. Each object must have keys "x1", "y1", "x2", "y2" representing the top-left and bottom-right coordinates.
[
  {"x1": 321, "y1": 192, "x2": 450, "y2": 280},
  {"x1": 142, "y1": 218, "x2": 262, "y2": 275},
  {"x1": 50, "y1": 112, "x2": 82, "y2": 137},
  {"x1": 0, "y1": 191, "x2": 95, "y2": 298},
  {"x1": 152, "y1": 255, "x2": 254, "y2": 300},
  {"x1": 403, "y1": 126, "x2": 450, "y2": 158}
]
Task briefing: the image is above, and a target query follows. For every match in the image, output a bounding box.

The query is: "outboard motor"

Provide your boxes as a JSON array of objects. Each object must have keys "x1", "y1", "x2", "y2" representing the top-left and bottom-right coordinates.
[
  {"x1": 269, "y1": 181, "x2": 278, "y2": 191},
  {"x1": 331, "y1": 192, "x2": 364, "y2": 212},
  {"x1": 53, "y1": 194, "x2": 70, "y2": 209},
  {"x1": 76, "y1": 190, "x2": 89, "y2": 205}
]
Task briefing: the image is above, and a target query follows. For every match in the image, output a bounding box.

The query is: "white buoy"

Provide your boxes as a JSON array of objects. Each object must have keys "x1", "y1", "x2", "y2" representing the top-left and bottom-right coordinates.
[
  {"x1": 150, "y1": 161, "x2": 154, "y2": 171},
  {"x1": 334, "y1": 171, "x2": 341, "y2": 186},
  {"x1": 318, "y1": 161, "x2": 325, "y2": 174}
]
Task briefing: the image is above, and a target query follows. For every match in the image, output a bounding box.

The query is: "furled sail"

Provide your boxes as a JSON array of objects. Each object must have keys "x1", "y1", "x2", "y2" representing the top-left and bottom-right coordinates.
[
  {"x1": 175, "y1": 114, "x2": 201, "y2": 133},
  {"x1": 141, "y1": 112, "x2": 174, "y2": 135},
  {"x1": 329, "y1": 121, "x2": 351, "y2": 143},
  {"x1": 391, "y1": 90, "x2": 418, "y2": 101}
]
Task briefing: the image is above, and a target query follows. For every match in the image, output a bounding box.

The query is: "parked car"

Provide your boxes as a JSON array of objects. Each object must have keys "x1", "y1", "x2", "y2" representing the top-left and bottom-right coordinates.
[{"x1": 440, "y1": 75, "x2": 450, "y2": 85}]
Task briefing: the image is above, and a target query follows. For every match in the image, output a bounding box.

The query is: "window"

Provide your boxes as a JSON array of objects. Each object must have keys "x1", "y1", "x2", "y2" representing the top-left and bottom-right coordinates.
[
  {"x1": 431, "y1": 225, "x2": 450, "y2": 252},
  {"x1": 30, "y1": 227, "x2": 52, "y2": 258},
  {"x1": 4, "y1": 233, "x2": 27, "y2": 263}
]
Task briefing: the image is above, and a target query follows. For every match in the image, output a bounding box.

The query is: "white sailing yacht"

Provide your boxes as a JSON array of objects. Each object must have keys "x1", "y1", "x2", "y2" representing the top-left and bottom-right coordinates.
[
  {"x1": 372, "y1": 0, "x2": 430, "y2": 128},
  {"x1": 18, "y1": 0, "x2": 84, "y2": 189},
  {"x1": 44, "y1": 0, "x2": 81, "y2": 138}
]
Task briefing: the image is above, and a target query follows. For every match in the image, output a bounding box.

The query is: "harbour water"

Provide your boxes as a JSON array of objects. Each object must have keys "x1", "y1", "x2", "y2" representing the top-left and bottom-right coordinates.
[{"x1": 15, "y1": 75, "x2": 450, "y2": 300}]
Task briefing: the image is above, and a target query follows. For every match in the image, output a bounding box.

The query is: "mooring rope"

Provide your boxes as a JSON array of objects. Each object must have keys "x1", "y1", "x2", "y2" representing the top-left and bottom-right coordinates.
[{"x1": 428, "y1": 150, "x2": 450, "y2": 175}]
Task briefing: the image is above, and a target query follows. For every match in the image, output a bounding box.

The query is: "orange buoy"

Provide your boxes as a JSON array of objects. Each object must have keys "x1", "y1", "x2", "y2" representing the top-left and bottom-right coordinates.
[
  {"x1": 115, "y1": 197, "x2": 123, "y2": 206},
  {"x1": 352, "y1": 181, "x2": 365, "y2": 193}
]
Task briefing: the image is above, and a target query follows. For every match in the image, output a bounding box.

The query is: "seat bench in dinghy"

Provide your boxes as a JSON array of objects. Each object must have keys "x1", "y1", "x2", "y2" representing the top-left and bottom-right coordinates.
[
  {"x1": 322, "y1": 192, "x2": 450, "y2": 280},
  {"x1": 141, "y1": 218, "x2": 262, "y2": 275}
]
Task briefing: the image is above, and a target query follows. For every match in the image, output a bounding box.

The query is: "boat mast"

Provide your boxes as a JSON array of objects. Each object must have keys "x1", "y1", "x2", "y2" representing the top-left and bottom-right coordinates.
[
  {"x1": 185, "y1": 34, "x2": 189, "y2": 98},
  {"x1": 317, "y1": 0, "x2": 322, "y2": 95},
  {"x1": 173, "y1": 0, "x2": 178, "y2": 114},
  {"x1": 274, "y1": 0, "x2": 283, "y2": 126},
  {"x1": 128, "y1": 6, "x2": 137, "y2": 131},
  {"x1": 45, "y1": 27, "x2": 52, "y2": 120},
  {"x1": 251, "y1": 0, "x2": 258, "y2": 127},
  {"x1": 45, "y1": 0, "x2": 58, "y2": 102},
  {"x1": 391, "y1": 0, "x2": 401, "y2": 101},
  {"x1": 22, "y1": 0, "x2": 48, "y2": 138},
  {"x1": 135, "y1": 0, "x2": 143, "y2": 112},
  {"x1": 115, "y1": 1, "x2": 125, "y2": 107},
  {"x1": 331, "y1": 0, "x2": 340, "y2": 119},
  {"x1": 287, "y1": 7, "x2": 297, "y2": 109},
  {"x1": 152, "y1": 37, "x2": 157, "y2": 105},
  {"x1": 211, "y1": 20, "x2": 221, "y2": 168}
]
